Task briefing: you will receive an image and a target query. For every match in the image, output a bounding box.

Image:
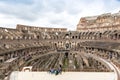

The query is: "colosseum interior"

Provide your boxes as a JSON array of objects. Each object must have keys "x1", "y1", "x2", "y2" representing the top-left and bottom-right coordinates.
[{"x1": 0, "y1": 11, "x2": 120, "y2": 80}]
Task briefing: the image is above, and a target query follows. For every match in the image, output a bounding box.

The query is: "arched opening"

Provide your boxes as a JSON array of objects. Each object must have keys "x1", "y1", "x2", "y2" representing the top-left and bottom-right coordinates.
[
  {"x1": 114, "y1": 33, "x2": 118, "y2": 40},
  {"x1": 72, "y1": 36, "x2": 74, "y2": 39},
  {"x1": 65, "y1": 52, "x2": 68, "y2": 58}
]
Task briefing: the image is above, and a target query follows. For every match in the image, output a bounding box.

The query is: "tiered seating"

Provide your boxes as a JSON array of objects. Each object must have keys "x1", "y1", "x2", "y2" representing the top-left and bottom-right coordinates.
[{"x1": 0, "y1": 28, "x2": 23, "y2": 40}]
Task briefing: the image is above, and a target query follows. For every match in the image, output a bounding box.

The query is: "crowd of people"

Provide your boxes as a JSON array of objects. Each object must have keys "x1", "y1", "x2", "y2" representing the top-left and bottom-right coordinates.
[{"x1": 48, "y1": 65, "x2": 62, "y2": 75}]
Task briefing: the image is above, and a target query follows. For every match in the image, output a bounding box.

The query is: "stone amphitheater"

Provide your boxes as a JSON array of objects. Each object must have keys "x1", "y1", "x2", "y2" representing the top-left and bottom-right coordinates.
[{"x1": 0, "y1": 11, "x2": 120, "y2": 80}]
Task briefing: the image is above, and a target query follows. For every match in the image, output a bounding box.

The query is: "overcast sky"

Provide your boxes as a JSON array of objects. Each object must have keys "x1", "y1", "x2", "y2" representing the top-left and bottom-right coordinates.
[{"x1": 0, "y1": 0, "x2": 120, "y2": 30}]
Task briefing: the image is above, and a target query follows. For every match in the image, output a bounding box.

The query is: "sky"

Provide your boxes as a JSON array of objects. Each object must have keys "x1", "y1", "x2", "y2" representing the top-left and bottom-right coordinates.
[{"x1": 0, "y1": 0, "x2": 120, "y2": 31}]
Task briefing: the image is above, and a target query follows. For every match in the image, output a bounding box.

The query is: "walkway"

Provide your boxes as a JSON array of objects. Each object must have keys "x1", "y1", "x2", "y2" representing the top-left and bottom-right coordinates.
[{"x1": 10, "y1": 72, "x2": 114, "y2": 80}]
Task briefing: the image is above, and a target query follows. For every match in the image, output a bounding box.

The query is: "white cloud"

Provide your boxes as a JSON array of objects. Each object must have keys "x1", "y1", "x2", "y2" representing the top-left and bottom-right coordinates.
[{"x1": 0, "y1": 0, "x2": 120, "y2": 30}]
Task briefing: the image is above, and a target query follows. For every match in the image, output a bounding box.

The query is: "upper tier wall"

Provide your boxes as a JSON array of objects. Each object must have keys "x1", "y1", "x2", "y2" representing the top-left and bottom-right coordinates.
[
  {"x1": 77, "y1": 11, "x2": 120, "y2": 32},
  {"x1": 16, "y1": 24, "x2": 67, "y2": 32}
]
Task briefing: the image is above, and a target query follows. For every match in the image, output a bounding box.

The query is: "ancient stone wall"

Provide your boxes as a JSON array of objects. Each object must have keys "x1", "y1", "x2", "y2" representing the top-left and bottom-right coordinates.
[
  {"x1": 16, "y1": 24, "x2": 67, "y2": 32},
  {"x1": 77, "y1": 11, "x2": 120, "y2": 32}
]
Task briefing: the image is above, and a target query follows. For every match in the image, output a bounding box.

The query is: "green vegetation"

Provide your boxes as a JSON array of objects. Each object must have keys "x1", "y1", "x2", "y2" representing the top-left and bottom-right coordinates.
[
  {"x1": 62, "y1": 57, "x2": 69, "y2": 70},
  {"x1": 74, "y1": 58, "x2": 79, "y2": 69}
]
